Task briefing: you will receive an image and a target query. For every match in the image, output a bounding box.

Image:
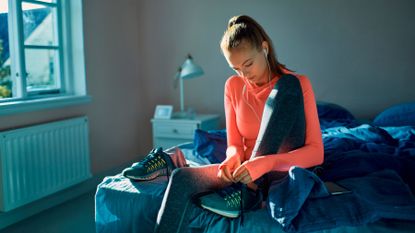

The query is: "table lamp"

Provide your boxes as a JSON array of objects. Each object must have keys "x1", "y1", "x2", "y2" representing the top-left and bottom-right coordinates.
[{"x1": 175, "y1": 54, "x2": 204, "y2": 118}]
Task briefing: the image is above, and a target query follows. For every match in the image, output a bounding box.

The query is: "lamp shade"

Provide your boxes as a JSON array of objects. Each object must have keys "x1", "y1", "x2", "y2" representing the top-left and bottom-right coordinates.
[{"x1": 179, "y1": 55, "x2": 204, "y2": 80}]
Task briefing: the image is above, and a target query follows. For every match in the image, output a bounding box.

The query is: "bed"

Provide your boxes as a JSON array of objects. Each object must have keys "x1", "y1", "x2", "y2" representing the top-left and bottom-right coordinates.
[{"x1": 95, "y1": 102, "x2": 415, "y2": 233}]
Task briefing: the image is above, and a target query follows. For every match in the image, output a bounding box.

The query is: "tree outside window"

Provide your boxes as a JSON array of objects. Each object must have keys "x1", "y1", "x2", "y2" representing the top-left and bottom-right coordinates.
[{"x1": 0, "y1": 39, "x2": 11, "y2": 98}]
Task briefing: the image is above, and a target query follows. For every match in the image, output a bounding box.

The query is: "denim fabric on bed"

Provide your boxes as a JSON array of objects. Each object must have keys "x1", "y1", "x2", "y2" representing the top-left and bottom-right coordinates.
[
  {"x1": 193, "y1": 129, "x2": 227, "y2": 163},
  {"x1": 267, "y1": 167, "x2": 329, "y2": 231}
]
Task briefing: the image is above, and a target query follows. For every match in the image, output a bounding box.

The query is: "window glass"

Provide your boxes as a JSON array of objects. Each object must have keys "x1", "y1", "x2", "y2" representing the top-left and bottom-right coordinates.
[
  {"x1": 25, "y1": 48, "x2": 60, "y2": 91},
  {"x1": 0, "y1": 0, "x2": 12, "y2": 99},
  {"x1": 22, "y1": 2, "x2": 58, "y2": 47}
]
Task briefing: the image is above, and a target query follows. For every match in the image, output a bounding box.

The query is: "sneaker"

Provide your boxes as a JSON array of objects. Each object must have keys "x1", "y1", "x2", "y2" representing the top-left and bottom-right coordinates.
[
  {"x1": 193, "y1": 183, "x2": 262, "y2": 218},
  {"x1": 122, "y1": 147, "x2": 176, "y2": 181}
]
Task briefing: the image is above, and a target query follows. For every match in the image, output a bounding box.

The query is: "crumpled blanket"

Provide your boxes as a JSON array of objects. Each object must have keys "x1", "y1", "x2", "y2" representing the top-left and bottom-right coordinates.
[{"x1": 267, "y1": 167, "x2": 415, "y2": 233}]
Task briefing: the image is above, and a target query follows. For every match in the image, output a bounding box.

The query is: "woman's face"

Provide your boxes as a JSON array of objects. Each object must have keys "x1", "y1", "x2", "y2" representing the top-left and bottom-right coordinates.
[{"x1": 222, "y1": 40, "x2": 270, "y2": 86}]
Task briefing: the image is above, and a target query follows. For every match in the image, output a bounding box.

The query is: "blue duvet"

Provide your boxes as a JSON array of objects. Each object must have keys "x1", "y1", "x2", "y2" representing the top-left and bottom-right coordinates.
[
  {"x1": 95, "y1": 123, "x2": 415, "y2": 233},
  {"x1": 264, "y1": 124, "x2": 415, "y2": 232},
  {"x1": 320, "y1": 124, "x2": 415, "y2": 192}
]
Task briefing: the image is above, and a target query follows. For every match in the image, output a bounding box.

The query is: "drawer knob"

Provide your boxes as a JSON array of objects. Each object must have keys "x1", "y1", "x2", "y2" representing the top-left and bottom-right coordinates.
[{"x1": 172, "y1": 129, "x2": 178, "y2": 133}]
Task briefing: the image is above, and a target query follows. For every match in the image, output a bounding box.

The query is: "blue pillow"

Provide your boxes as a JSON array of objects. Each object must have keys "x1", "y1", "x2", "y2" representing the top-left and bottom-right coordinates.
[
  {"x1": 317, "y1": 102, "x2": 358, "y2": 129},
  {"x1": 193, "y1": 129, "x2": 227, "y2": 164},
  {"x1": 373, "y1": 102, "x2": 415, "y2": 127},
  {"x1": 317, "y1": 101, "x2": 355, "y2": 121}
]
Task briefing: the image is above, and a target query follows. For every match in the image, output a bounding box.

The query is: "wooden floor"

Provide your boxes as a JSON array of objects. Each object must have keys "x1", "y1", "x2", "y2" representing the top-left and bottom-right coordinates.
[{"x1": 0, "y1": 190, "x2": 96, "y2": 233}]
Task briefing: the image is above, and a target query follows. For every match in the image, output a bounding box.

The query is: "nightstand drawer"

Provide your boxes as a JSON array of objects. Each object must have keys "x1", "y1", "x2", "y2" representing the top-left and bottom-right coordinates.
[
  {"x1": 154, "y1": 123, "x2": 196, "y2": 139},
  {"x1": 151, "y1": 114, "x2": 220, "y2": 149}
]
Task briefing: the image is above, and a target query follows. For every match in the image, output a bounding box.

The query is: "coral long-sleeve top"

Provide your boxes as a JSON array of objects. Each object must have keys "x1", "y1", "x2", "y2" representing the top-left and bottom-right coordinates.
[{"x1": 223, "y1": 73, "x2": 324, "y2": 181}]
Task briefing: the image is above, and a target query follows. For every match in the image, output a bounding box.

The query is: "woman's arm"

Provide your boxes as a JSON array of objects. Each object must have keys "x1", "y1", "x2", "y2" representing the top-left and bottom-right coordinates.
[
  {"x1": 223, "y1": 77, "x2": 246, "y2": 160},
  {"x1": 217, "y1": 77, "x2": 246, "y2": 181}
]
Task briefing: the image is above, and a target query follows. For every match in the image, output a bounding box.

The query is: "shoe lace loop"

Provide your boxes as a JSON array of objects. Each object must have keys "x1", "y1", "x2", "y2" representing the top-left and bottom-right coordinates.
[
  {"x1": 223, "y1": 190, "x2": 241, "y2": 208},
  {"x1": 143, "y1": 151, "x2": 168, "y2": 173}
]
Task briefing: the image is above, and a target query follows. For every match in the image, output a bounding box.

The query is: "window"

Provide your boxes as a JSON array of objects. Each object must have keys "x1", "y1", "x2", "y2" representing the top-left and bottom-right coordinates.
[{"x1": 0, "y1": 0, "x2": 89, "y2": 115}]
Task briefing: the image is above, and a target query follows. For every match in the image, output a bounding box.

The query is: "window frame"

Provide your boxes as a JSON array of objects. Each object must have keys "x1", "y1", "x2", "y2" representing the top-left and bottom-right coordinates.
[{"x1": 0, "y1": 0, "x2": 89, "y2": 116}]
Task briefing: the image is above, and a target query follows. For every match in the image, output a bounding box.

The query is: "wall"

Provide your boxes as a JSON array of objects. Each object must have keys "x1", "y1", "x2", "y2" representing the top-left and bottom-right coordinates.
[
  {"x1": 0, "y1": 0, "x2": 147, "y2": 175},
  {"x1": 0, "y1": 0, "x2": 414, "y2": 176},
  {"x1": 137, "y1": 0, "x2": 415, "y2": 121}
]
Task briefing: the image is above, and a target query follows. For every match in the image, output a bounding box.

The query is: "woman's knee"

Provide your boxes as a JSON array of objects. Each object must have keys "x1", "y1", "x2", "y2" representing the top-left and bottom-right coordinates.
[
  {"x1": 171, "y1": 167, "x2": 188, "y2": 178},
  {"x1": 275, "y1": 74, "x2": 302, "y2": 96}
]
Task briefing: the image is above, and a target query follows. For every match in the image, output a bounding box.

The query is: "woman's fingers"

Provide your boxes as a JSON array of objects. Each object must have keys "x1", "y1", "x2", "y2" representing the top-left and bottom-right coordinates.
[
  {"x1": 218, "y1": 166, "x2": 234, "y2": 182},
  {"x1": 240, "y1": 175, "x2": 252, "y2": 184},
  {"x1": 223, "y1": 166, "x2": 235, "y2": 182},
  {"x1": 232, "y1": 165, "x2": 252, "y2": 184}
]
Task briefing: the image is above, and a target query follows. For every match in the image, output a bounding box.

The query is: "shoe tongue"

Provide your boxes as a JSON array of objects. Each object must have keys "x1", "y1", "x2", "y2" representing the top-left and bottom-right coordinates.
[
  {"x1": 142, "y1": 152, "x2": 157, "y2": 164},
  {"x1": 154, "y1": 147, "x2": 163, "y2": 153}
]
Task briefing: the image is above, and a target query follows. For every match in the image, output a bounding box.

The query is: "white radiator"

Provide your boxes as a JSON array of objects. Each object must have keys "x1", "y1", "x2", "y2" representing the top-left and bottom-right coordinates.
[{"x1": 0, "y1": 117, "x2": 91, "y2": 212}]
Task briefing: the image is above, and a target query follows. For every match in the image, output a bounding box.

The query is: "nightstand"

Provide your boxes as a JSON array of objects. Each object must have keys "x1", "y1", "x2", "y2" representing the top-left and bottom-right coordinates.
[{"x1": 151, "y1": 114, "x2": 220, "y2": 149}]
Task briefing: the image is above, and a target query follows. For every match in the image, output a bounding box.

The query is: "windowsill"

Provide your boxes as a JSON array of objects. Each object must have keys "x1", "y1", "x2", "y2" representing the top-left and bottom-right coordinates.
[{"x1": 0, "y1": 95, "x2": 91, "y2": 116}]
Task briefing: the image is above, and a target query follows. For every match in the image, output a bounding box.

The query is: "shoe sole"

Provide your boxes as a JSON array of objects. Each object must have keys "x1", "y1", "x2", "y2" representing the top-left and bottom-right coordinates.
[
  {"x1": 200, "y1": 204, "x2": 239, "y2": 218},
  {"x1": 194, "y1": 186, "x2": 262, "y2": 219},
  {"x1": 123, "y1": 168, "x2": 172, "y2": 181},
  {"x1": 125, "y1": 173, "x2": 160, "y2": 181}
]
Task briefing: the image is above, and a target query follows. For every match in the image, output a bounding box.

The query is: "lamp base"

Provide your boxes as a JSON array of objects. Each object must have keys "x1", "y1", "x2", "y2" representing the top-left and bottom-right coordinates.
[{"x1": 173, "y1": 110, "x2": 196, "y2": 119}]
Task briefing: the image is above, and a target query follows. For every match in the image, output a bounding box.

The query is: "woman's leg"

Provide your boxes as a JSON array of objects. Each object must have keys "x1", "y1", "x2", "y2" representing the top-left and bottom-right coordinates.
[
  {"x1": 154, "y1": 165, "x2": 231, "y2": 233},
  {"x1": 251, "y1": 73, "x2": 306, "y2": 158},
  {"x1": 251, "y1": 74, "x2": 306, "y2": 191}
]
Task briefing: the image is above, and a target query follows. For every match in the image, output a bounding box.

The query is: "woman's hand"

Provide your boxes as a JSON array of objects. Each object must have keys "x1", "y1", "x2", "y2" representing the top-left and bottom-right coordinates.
[
  {"x1": 232, "y1": 161, "x2": 253, "y2": 184},
  {"x1": 217, "y1": 154, "x2": 241, "y2": 183}
]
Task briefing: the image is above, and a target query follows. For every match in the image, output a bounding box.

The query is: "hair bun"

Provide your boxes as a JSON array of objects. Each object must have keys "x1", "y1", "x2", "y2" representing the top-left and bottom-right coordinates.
[{"x1": 228, "y1": 15, "x2": 249, "y2": 28}]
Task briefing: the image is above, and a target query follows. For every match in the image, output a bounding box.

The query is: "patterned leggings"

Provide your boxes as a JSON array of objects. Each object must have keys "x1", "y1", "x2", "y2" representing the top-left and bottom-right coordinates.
[{"x1": 154, "y1": 74, "x2": 306, "y2": 233}]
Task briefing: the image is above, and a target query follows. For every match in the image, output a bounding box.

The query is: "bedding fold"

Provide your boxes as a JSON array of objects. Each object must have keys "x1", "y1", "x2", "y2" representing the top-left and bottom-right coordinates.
[{"x1": 266, "y1": 167, "x2": 415, "y2": 233}]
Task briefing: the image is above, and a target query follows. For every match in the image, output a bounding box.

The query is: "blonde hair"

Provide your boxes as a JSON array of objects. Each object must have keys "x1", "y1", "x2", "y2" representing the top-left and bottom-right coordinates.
[{"x1": 220, "y1": 15, "x2": 290, "y2": 76}]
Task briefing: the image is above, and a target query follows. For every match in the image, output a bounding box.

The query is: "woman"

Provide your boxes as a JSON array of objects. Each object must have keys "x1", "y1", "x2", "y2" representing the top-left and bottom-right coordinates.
[
  {"x1": 123, "y1": 15, "x2": 323, "y2": 233},
  {"x1": 217, "y1": 15, "x2": 324, "y2": 191}
]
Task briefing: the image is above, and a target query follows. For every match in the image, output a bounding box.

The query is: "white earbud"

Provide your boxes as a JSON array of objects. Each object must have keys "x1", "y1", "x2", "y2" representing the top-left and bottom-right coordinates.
[{"x1": 263, "y1": 48, "x2": 268, "y2": 57}]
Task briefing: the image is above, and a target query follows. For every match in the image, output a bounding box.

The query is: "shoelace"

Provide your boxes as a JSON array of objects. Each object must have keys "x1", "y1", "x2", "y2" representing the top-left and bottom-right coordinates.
[
  {"x1": 144, "y1": 154, "x2": 167, "y2": 172},
  {"x1": 221, "y1": 189, "x2": 241, "y2": 208}
]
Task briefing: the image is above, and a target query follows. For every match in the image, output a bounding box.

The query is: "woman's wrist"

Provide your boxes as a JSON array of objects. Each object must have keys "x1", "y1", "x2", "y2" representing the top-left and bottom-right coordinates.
[
  {"x1": 219, "y1": 146, "x2": 243, "y2": 171},
  {"x1": 244, "y1": 156, "x2": 278, "y2": 182},
  {"x1": 226, "y1": 146, "x2": 244, "y2": 160},
  {"x1": 219, "y1": 152, "x2": 239, "y2": 170}
]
